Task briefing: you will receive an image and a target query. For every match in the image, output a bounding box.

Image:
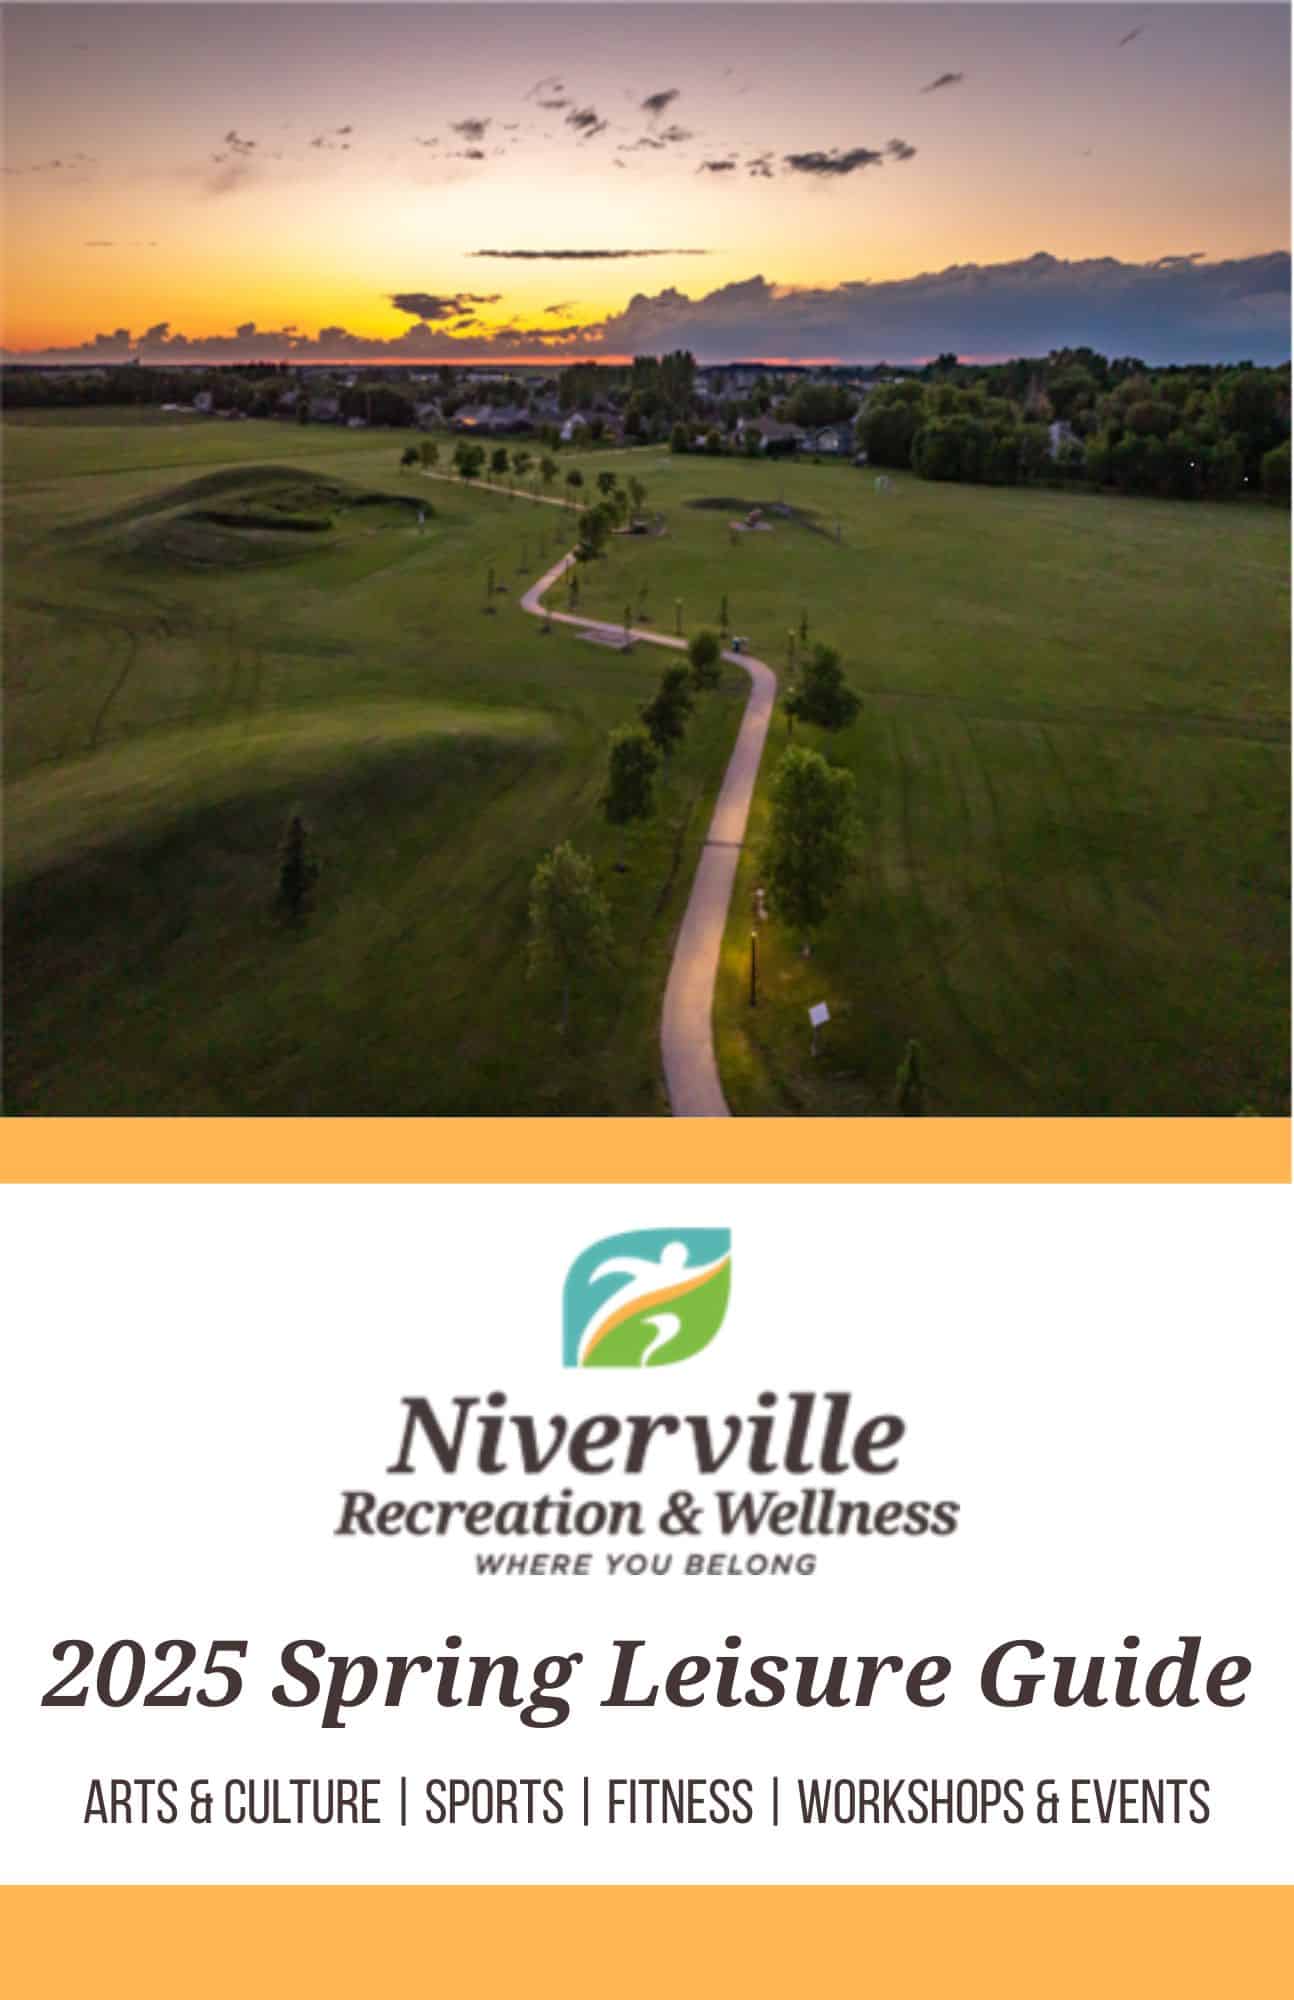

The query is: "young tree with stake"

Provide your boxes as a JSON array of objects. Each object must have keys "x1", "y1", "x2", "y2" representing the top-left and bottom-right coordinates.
[
  {"x1": 602, "y1": 725, "x2": 659, "y2": 826},
  {"x1": 527, "y1": 842, "x2": 612, "y2": 1033},
  {"x1": 688, "y1": 628, "x2": 722, "y2": 691},
  {"x1": 641, "y1": 663, "x2": 694, "y2": 757},
  {"x1": 763, "y1": 746, "x2": 855, "y2": 946},
  {"x1": 276, "y1": 810, "x2": 319, "y2": 922}
]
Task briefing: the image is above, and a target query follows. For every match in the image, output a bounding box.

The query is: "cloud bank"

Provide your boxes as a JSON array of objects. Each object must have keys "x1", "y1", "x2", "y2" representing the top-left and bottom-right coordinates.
[{"x1": 8, "y1": 252, "x2": 1288, "y2": 368}]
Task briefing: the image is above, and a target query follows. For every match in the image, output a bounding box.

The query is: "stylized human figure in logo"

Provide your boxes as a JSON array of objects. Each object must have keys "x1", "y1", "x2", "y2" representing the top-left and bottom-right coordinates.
[
  {"x1": 582, "y1": 1240, "x2": 691, "y2": 1366},
  {"x1": 579, "y1": 1239, "x2": 728, "y2": 1367}
]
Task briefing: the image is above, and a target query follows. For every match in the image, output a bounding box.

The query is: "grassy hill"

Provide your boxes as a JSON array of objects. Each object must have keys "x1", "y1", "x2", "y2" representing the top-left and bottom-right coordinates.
[
  {"x1": 4, "y1": 410, "x2": 1288, "y2": 1115},
  {"x1": 3, "y1": 413, "x2": 744, "y2": 1114}
]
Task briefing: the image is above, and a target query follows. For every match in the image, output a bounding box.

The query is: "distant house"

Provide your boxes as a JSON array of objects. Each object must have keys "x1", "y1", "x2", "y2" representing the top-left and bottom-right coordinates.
[
  {"x1": 490, "y1": 404, "x2": 534, "y2": 434},
  {"x1": 738, "y1": 415, "x2": 805, "y2": 453},
  {"x1": 1048, "y1": 419, "x2": 1079, "y2": 459},
  {"x1": 452, "y1": 403, "x2": 530, "y2": 435},
  {"x1": 346, "y1": 416, "x2": 367, "y2": 429},
  {"x1": 799, "y1": 423, "x2": 854, "y2": 455},
  {"x1": 309, "y1": 395, "x2": 341, "y2": 422},
  {"x1": 560, "y1": 412, "x2": 589, "y2": 444},
  {"x1": 192, "y1": 390, "x2": 213, "y2": 414},
  {"x1": 414, "y1": 401, "x2": 442, "y2": 430}
]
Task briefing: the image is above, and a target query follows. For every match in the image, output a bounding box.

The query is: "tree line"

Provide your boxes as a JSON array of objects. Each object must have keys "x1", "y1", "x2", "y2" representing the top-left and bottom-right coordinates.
[{"x1": 860, "y1": 350, "x2": 1291, "y2": 503}]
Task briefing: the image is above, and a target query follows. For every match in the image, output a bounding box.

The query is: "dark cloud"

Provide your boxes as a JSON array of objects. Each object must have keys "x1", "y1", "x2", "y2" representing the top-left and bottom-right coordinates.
[
  {"x1": 336, "y1": 125, "x2": 353, "y2": 136},
  {"x1": 388, "y1": 290, "x2": 502, "y2": 321},
  {"x1": 1154, "y1": 252, "x2": 1206, "y2": 267},
  {"x1": 470, "y1": 247, "x2": 711, "y2": 260},
  {"x1": 85, "y1": 240, "x2": 114, "y2": 247},
  {"x1": 619, "y1": 137, "x2": 665, "y2": 153},
  {"x1": 526, "y1": 74, "x2": 564, "y2": 101},
  {"x1": 746, "y1": 153, "x2": 775, "y2": 180},
  {"x1": 571, "y1": 252, "x2": 1292, "y2": 365},
  {"x1": 565, "y1": 106, "x2": 608, "y2": 138},
  {"x1": 450, "y1": 149, "x2": 487, "y2": 162},
  {"x1": 413, "y1": 136, "x2": 439, "y2": 148},
  {"x1": 784, "y1": 147, "x2": 885, "y2": 177},
  {"x1": 15, "y1": 253, "x2": 1285, "y2": 370},
  {"x1": 659, "y1": 125, "x2": 692, "y2": 145},
  {"x1": 1119, "y1": 27, "x2": 1145, "y2": 46},
  {"x1": 545, "y1": 300, "x2": 577, "y2": 314},
  {"x1": 885, "y1": 138, "x2": 917, "y2": 162},
  {"x1": 921, "y1": 72, "x2": 965, "y2": 93},
  {"x1": 537, "y1": 97, "x2": 571, "y2": 111},
  {"x1": 641, "y1": 88, "x2": 680, "y2": 119},
  {"x1": 698, "y1": 158, "x2": 737, "y2": 174},
  {"x1": 223, "y1": 130, "x2": 256, "y2": 155},
  {"x1": 451, "y1": 118, "x2": 490, "y2": 143}
]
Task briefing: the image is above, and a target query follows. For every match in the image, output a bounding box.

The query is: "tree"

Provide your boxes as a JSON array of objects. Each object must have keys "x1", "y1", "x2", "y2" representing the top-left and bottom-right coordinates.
[
  {"x1": 596, "y1": 469, "x2": 618, "y2": 500},
  {"x1": 641, "y1": 662, "x2": 694, "y2": 756},
  {"x1": 894, "y1": 1039, "x2": 925, "y2": 1115},
  {"x1": 527, "y1": 841, "x2": 612, "y2": 1032},
  {"x1": 420, "y1": 438, "x2": 439, "y2": 470},
  {"x1": 491, "y1": 444, "x2": 510, "y2": 478},
  {"x1": 1261, "y1": 439, "x2": 1290, "y2": 503},
  {"x1": 783, "y1": 643, "x2": 860, "y2": 731},
  {"x1": 400, "y1": 444, "x2": 420, "y2": 467},
  {"x1": 276, "y1": 810, "x2": 319, "y2": 922},
  {"x1": 512, "y1": 449, "x2": 532, "y2": 483},
  {"x1": 705, "y1": 428, "x2": 723, "y2": 455},
  {"x1": 782, "y1": 381, "x2": 853, "y2": 428},
  {"x1": 688, "y1": 628, "x2": 722, "y2": 690},
  {"x1": 576, "y1": 504, "x2": 612, "y2": 560},
  {"x1": 539, "y1": 455, "x2": 558, "y2": 492},
  {"x1": 602, "y1": 725, "x2": 659, "y2": 825},
  {"x1": 453, "y1": 439, "x2": 484, "y2": 483},
  {"x1": 857, "y1": 381, "x2": 925, "y2": 466},
  {"x1": 670, "y1": 421, "x2": 690, "y2": 454},
  {"x1": 762, "y1": 746, "x2": 855, "y2": 941},
  {"x1": 565, "y1": 467, "x2": 584, "y2": 497},
  {"x1": 627, "y1": 475, "x2": 648, "y2": 519}
]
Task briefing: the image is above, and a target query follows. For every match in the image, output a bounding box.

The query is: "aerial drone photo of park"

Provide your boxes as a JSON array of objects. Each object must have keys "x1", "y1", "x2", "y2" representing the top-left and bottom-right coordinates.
[{"x1": 2, "y1": 3, "x2": 1289, "y2": 1119}]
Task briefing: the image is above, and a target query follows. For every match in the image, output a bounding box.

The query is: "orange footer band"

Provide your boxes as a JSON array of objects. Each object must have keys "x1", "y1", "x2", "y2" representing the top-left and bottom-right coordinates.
[{"x1": 2, "y1": 1886, "x2": 1290, "y2": 1998}]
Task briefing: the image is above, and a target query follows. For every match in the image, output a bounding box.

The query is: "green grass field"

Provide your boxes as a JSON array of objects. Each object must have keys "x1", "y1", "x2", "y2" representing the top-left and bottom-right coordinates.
[
  {"x1": 4, "y1": 410, "x2": 1288, "y2": 1115},
  {"x1": 3, "y1": 411, "x2": 744, "y2": 1114}
]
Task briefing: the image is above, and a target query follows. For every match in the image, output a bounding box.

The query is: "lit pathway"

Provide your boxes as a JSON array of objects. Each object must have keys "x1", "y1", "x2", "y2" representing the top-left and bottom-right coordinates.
[{"x1": 520, "y1": 550, "x2": 777, "y2": 1118}]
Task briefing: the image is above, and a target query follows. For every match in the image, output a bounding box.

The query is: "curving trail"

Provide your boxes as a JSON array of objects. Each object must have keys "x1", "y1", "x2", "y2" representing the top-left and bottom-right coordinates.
[{"x1": 520, "y1": 550, "x2": 776, "y2": 1118}]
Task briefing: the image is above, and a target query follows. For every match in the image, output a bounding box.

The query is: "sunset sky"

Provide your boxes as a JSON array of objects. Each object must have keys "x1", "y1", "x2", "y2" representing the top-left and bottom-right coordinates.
[{"x1": 3, "y1": 2, "x2": 1290, "y2": 365}]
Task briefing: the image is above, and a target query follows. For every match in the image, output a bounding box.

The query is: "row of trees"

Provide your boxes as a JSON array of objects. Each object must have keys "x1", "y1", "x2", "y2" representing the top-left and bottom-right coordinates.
[{"x1": 859, "y1": 358, "x2": 1291, "y2": 502}]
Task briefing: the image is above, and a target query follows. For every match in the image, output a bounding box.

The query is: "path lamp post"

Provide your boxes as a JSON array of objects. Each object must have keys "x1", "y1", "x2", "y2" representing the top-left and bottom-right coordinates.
[{"x1": 749, "y1": 928, "x2": 759, "y2": 1007}]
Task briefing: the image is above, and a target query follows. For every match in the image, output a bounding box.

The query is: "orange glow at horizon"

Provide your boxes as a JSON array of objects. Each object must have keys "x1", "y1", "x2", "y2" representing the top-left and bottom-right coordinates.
[{"x1": 2, "y1": 4, "x2": 1288, "y2": 364}]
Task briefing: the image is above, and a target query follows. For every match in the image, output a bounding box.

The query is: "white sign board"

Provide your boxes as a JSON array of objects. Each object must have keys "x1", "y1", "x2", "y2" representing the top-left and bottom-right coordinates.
[{"x1": 808, "y1": 1002, "x2": 830, "y2": 1028}]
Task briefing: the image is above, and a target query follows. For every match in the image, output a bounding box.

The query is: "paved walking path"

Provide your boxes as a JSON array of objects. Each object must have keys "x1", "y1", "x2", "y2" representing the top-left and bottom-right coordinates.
[{"x1": 520, "y1": 551, "x2": 777, "y2": 1118}]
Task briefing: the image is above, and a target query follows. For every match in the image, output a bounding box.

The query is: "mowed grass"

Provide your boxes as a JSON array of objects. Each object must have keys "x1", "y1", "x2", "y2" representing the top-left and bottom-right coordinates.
[
  {"x1": 3, "y1": 412, "x2": 745, "y2": 1114},
  {"x1": 4, "y1": 412, "x2": 1288, "y2": 1116},
  {"x1": 560, "y1": 451, "x2": 1289, "y2": 1115}
]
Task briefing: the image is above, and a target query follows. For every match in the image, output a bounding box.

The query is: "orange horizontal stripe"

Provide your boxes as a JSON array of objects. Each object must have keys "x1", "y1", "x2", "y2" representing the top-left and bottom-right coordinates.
[
  {"x1": 2, "y1": 1887, "x2": 1290, "y2": 1999},
  {"x1": 0, "y1": 1118, "x2": 1287, "y2": 1185}
]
